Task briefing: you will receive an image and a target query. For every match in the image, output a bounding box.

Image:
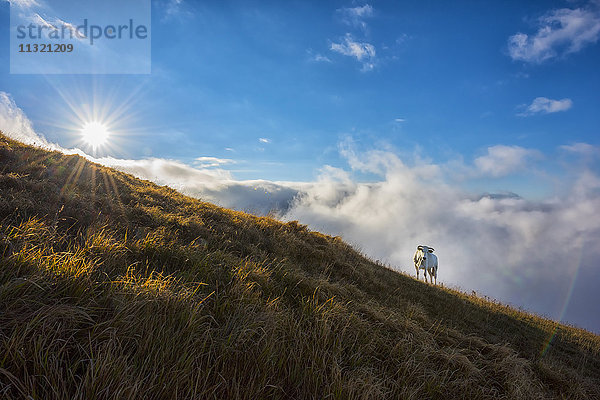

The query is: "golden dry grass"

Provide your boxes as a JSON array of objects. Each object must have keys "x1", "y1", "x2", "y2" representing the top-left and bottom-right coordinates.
[{"x1": 1, "y1": 132, "x2": 599, "y2": 399}]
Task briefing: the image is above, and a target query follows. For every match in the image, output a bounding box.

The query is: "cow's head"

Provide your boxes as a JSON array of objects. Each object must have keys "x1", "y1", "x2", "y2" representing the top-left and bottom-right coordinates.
[
  {"x1": 417, "y1": 245, "x2": 434, "y2": 265},
  {"x1": 417, "y1": 245, "x2": 434, "y2": 253}
]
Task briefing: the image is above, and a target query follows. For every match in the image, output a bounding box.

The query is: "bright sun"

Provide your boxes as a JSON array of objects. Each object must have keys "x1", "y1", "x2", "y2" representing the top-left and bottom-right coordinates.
[{"x1": 81, "y1": 121, "x2": 110, "y2": 148}]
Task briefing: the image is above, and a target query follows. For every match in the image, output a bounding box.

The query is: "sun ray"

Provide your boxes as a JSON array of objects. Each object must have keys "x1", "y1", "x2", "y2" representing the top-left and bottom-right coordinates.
[
  {"x1": 101, "y1": 169, "x2": 112, "y2": 198},
  {"x1": 99, "y1": 169, "x2": 126, "y2": 218},
  {"x1": 90, "y1": 164, "x2": 97, "y2": 205},
  {"x1": 61, "y1": 157, "x2": 87, "y2": 195}
]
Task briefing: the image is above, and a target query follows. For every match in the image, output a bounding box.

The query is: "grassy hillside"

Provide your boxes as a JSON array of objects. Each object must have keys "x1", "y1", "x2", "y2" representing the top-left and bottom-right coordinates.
[{"x1": 1, "y1": 132, "x2": 599, "y2": 399}]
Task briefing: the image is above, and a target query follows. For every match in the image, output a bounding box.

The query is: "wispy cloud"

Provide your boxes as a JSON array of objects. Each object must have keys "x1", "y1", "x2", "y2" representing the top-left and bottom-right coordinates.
[
  {"x1": 336, "y1": 4, "x2": 373, "y2": 31},
  {"x1": 160, "y1": 0, "x2": 193, "y2": 21},
  {"x1": 5, "y1": 0, "x2": 41, "y2": 9},
  {"x1": 193, "y1": 156, "x2": 236, "y2": 168},
  {"x1": 7, "y1": 0, "x2": 82, "y2": 42},
  {"x1": 326, "y1": 5, "x2": 378, "y2": 72},
  {"x1": 27, "y1": 13, "x2": 86, "y2": 42},
  {"x1": 331, "y1": 34, "x2": 375, "y2": 61},
  {"x1": 330, "y1": 33, "x2": 376, "y2": 71},
  {"x1": 560, "y1": 143, "x2": 600, "y2": 158},
  {"x1": 31, "y1": 12, "x2": 54, "y2": 28},
  {"x1": 517, "y1": 97, "x2": 573, "y2": 116},
  {"x1": 561, "y1": 142, "x2": 599, "y2": 154},
  {"x1": 508, "y1": 7, "x2": 600, "y2": 63},
  {"x1": 165, "y1": 0, "x2": 183, "y2": 16},
  {"x1": 313, "y1": 54, "x2": 332, "y2": 63},
  {"x1": 259, "y1": 137, "x2": 271, "y2": 144},
  {"x1": 306, "y1": 49, "x2": 332, "y2": 63}
]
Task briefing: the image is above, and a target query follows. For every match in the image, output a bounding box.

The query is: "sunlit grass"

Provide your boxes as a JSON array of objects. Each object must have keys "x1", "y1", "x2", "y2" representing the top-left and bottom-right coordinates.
[{"x1": 1, "y1": 132, "x2": 599, "y2": 399}]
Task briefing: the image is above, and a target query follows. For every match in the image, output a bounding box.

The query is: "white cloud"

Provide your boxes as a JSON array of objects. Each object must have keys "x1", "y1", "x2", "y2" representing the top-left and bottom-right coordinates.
[
  {"x1": 259, "y1": 137, "x2": 271, "y2": 143},
  {"x1": 330, "y1": 33, "x2": 376, "y2": 71},
  {"x1": 100, "y1": 157, "x2": 232, "y2": 185},
  {"x1": 31, "y1": 12, "x2": 54, "y2": 28},
  {"x1": 508, "y1": 7, "x2": 600, "y2": 63},
  {"x1": 518, "y1": 97, "x2": 573, "y2": 116},
  {"x1": 394, "y1": 118, "x2": 405, "y2": 123},
  {"x1": 337, "y1": 4, "x2": 373, "y2": 30},
  {"x1": 474, "y1": 145, "x2": 541, "y2": 177},
  {"x1": 331, "y1": 33, "x2": 376, "y2": 61},
  {"x1": 193, "y1": 156, "x2": 235, "y2": 168},
  {"x1": 327, "y1": 5, "x2": 378, "y2": 71}
]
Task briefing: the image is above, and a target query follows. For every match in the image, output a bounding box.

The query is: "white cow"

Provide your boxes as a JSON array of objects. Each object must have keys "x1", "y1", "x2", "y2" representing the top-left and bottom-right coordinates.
[{"x1": 413, "y1": 245, "x2": 438, "y2": 284}]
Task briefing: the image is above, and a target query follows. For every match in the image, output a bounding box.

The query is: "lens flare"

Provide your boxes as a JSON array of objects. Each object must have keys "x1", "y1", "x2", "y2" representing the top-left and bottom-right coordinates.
[
  {"x1": 81, "y1": 121, "x2": 110, "y2": 148},
  {"x1": 540, "y1": 245, "x2": 584, "y2": 357}
]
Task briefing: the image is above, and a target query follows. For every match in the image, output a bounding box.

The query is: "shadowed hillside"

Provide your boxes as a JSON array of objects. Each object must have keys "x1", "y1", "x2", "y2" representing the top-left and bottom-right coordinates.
[{"x1": 1, "y1": 132, "x2": 599, "y2": 399}]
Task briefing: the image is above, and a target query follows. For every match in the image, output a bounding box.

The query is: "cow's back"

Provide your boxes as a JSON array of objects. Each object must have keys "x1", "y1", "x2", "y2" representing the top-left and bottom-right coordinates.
[{"x1": 429, "y1": 253, "x2": 438, "y2": 268}]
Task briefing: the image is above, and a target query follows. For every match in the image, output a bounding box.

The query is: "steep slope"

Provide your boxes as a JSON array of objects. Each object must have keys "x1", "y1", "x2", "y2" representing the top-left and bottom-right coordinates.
[{"x1": 1, "y1": 132, "x2": 599, "y2": 399}]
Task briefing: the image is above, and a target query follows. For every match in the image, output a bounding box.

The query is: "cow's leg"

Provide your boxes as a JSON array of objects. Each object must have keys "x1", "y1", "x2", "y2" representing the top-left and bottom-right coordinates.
[{"x1": 415, "y1": 267, "x2": 419, "y2": 280}]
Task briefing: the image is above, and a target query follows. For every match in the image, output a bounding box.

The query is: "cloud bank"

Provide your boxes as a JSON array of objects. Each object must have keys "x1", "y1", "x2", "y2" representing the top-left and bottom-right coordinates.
[
  {"x1": 286, "y1": 146, "x2": 600, "y2": 334},
  {"x1": 2, "y1": 91, "x2": 600, "y2": 333},
  {"x1": 474, "y1": 145, "x2": 541, "y2": 177}
]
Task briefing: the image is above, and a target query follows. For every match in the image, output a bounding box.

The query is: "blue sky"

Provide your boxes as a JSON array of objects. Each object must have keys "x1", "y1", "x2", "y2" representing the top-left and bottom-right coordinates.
[
  {"x1": 2, "y1": 0, "x2": 600, "y2": 333},
  {"x1": 2, "y1": 0, "x2": 599, "y2": 183}
]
